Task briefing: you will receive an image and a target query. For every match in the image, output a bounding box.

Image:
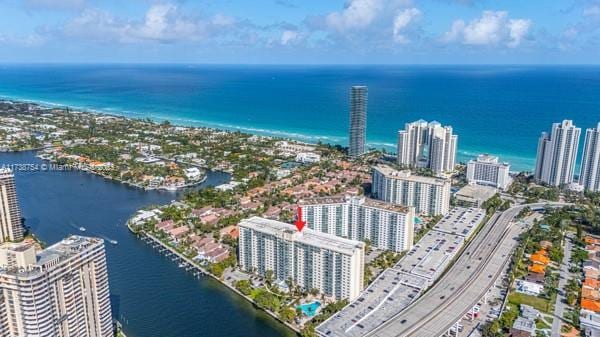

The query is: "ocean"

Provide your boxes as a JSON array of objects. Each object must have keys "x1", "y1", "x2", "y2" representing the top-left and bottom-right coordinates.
[{"x1": 1, "y1": 64, "x2": 600, "y2": 171}]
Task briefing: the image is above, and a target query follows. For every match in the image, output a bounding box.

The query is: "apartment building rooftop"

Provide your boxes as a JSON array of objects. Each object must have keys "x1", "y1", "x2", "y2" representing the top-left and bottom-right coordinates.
[
  {"x1": 373, "y1": 165, "x2": 449, "y2": 185},
  {"x1": 300, "y1": 195, "x2": 412, "y2": 213},
  {"x1": 239, "y1": 216, "x2": 364, "y2": 256},
  {"x1": 0, "y1": 235, "x2": 104, "y2": 276}
]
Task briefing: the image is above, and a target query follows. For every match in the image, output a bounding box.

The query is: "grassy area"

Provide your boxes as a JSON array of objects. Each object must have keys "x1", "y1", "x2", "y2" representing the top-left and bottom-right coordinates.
[
  {"x1": 536, "y1": 318, "x2": 551, "y2": 330},
  {"x1": 508, "y1": 292, "x2": 552, "y2": 313}
]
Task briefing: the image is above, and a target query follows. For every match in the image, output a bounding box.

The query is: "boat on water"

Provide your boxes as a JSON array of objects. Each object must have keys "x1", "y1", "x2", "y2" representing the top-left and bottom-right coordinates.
[
  {"x1": 110, "y1": 240, "x2": 118, "y2": 245},
  {"x1": 79, "y1": 227, "x2": 86, "y2": 232}
]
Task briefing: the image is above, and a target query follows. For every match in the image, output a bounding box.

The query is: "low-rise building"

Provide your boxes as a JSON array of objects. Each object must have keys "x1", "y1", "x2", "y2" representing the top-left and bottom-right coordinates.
[
  {"x1": 516, "y1": 279, "x2": 544, "y2": 296},
  {"x1": 454, "y1": 183, "x2": 497, "y2": 208}
]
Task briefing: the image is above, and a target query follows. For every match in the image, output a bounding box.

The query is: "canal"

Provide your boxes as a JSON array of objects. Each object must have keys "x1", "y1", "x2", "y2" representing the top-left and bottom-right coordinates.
[{"x1": 1, "y1": 151, "x2": 295, "y2": 337}]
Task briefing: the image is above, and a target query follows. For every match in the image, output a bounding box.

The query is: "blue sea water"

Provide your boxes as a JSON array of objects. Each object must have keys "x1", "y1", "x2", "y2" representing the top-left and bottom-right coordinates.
[{"x1": 1, "y1": 64, "x2": 600, "y2": 171}]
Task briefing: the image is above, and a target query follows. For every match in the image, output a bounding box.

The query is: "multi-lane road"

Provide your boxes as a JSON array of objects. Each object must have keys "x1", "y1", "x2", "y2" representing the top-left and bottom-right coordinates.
[{"x1": 366, "y1": 202, "x2": 567, "y2": 337}]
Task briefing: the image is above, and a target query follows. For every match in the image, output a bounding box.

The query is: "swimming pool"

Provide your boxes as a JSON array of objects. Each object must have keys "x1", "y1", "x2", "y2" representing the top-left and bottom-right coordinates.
[
  {"x1": 297, "y1": 301, "x2": 321, "y2": 317},
  {"x1": 414, "y1": 217, "x2": 423, "y2": 224}
]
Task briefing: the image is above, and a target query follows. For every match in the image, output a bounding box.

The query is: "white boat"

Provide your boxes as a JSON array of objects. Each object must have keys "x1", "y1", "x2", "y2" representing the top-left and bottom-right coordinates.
[
  {"x1": 79, "y1": 227, "x2": 86, "y2": 232},
  {"x1": 110, "y1": 240, "x2": 118, "y2": 245}
]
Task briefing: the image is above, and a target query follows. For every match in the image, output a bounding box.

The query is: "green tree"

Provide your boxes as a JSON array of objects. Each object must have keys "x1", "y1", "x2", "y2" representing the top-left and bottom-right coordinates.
[{"x1": 278, "y1": 306, "x2": 297, "y2": 323}]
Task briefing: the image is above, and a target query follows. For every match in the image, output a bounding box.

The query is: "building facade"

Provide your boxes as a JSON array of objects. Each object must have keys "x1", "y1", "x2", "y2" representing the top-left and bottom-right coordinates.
[
  {"x1": 371, "y1": 165, "x2": 451, "y2": 216},
  {"x1": 534, "y1": 120, "x2": 581, "y2": 187},
  {"x1": 300, "y1": 195, "x2": 414, "y2": 252},
  {"x1": 466, "y1": 154, "x2": 512, "y2": 190},
  {"x1": 580, "y1": 123, "x2": 600, "y2": 192},
  {"x1": 348, "y1": 86, "x2": 367, "y2": 158},
  {"x1": 397, "y1": 120, "x2": 457, "y2": 174},
  {"x1": 0, "y1": 236, "x2": 113, "y2": 337},
  {"x1": 0, "y1": 169, "x2": 24, "y2": 243},
  {"x1": 238, "y1": 217, "x2": 365, "y2": 300}
]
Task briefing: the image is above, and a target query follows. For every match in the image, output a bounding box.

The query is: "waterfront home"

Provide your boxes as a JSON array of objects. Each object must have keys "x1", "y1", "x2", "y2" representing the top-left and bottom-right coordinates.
[
  {"x1": 184, "y1": 167, "x2": 203, "y2": 180},
  {"x1": 131, "y1": 209, "x2": 162, "y2": 225},
  {"x1": 206, "y1": 247, "x2": 229, "y2": 263},
  {"x1": 157, "y1": 220, "x2": 176, "y2": 232},
  {"x1": 167, "y1": 226, "x2": 190, "y2": 242},
  {"x1": 191, "y1": 236, "x2": 214, "y2": 251},
  {"x1": 198, "y1": 242, "x2": 221, "y2": 257}
]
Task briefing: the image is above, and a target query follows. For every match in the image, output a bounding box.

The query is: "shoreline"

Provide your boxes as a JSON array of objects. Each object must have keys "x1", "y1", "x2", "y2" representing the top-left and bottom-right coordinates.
[
  {"x1": 127, "y1": 223, "x2": 300, "y2": 335},
  {"x1": 33, "y1": 153, "x2": 209, "y2": 192},
  {"x1": 0, "y1": 96, "x2": 536, "y2": 172}
]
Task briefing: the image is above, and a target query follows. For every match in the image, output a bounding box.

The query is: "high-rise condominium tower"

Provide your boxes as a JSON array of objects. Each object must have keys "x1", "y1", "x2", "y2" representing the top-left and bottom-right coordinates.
[
  {"x1": 580, "y1": 122, "x2": 600, "y2": 192},
  {"x1": 0, "y1": 168, "x2": 23, "y2": 242},
  {"x1": 300, "y1": 195, "x2": 415, "y2": 252},
  {"x1": 466, "y1": 154, "x2": 512, "y2": 190},
  {"x1": 0, "y1": 236, "x2": 113, "y2": 337},
  {"x1": 397, "y1": 120, "x2": 457, "y2": 174},
  {"x1": 238, "y1": 217, "x2": 365, "y2": 300},
  {"x1": 371, "y1": 165, "x2": 451, "y2": 216},
  {"x1": 534, "y1": 120, "x2": 581, "y2": 187},
  {"x1": 348, "y1": 86, "x2": 368, "y2": 158}
]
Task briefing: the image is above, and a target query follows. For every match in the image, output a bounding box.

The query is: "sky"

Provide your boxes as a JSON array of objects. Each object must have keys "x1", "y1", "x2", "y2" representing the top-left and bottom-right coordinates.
[{"x1": 0, "y1": 0, "x2": 599, "y2": 64}]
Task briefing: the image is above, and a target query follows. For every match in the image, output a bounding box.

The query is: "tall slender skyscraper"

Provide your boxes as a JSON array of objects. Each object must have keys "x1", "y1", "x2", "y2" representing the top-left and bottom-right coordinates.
[
  {"x1": 0, "y1": 236, "x2": 113, "y2": 337},
  {"x1": 0, "y1": 169, "x2": 23, "y2": 242},
  {"x1": 397, "y1": 120, "x2": 457, "y2": 174},
  {"x1": 348, "y1": 86, "x2": 367, "y2": 157},
  {"x1": 580, "y1": 122, "x2": 600, "y2": 192},
  {"x1": 534, "y1": 120, "x2": 581, "y2": 187}
]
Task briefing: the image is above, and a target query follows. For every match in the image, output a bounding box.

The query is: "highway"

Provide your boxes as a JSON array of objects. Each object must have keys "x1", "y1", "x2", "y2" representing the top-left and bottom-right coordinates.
[{"x1": 366, "y1": 202, "x2": 567, "y2": 337}]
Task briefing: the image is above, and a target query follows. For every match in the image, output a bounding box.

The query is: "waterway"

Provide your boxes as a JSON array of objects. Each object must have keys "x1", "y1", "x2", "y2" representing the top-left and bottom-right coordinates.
[{"x1": 0, "y1": 150, "x2": 295, "y2": 337}]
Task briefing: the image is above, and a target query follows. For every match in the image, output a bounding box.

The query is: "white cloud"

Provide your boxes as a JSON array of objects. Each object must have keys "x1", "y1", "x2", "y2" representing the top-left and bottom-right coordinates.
[
  {"x1": 326, "y1": 0, "x2": 383, "y2": 32},
  {"x1": 62, "y1": 4, "x2": 236, "y2": 44},
  {"x1": 392, "y1": 8, "x2": 421, "y2": 43},
  {"x1": 443, "y1": 11, "x2": 531, "y2": 48},
  {"x1": 507, "y1": 19, "x2": 531, "y2": 48},
  {"x1": 280, "y1": 30, "x2": 299, "y2": 45}
]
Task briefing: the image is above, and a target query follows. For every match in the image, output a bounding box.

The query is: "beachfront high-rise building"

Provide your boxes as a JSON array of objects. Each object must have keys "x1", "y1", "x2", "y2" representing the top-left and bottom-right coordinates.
[
  {"x1": 466, "y1": 154, "x2": 512, "y2": 190},
  {"x1": 397, "y1": 120, "x2": 457, "y2": 174},
  {"x1": 0, "y1": 168, "x2": 24, "y2": 243},
  {"x1": 348, "y1": 86, "x2": 368, "y2": 158},
  {"x1": 579, "y1": 123, "x2": 600, "y2": 192},
  {"x1": 238, "y1": 217, "x2": 365, "y2": 300},
  {"x1": 300, "y1": 195, "x2": 415, "y2": 252},
  {"x1": 0, "y1": 236, "x2": 112, "y2": 337},
  {"x1": 534, "y1": 120, "x2": 581, "y2": 187},
  {"x1": 371, "y1": 165, "x2": 451, "y2": 216}
]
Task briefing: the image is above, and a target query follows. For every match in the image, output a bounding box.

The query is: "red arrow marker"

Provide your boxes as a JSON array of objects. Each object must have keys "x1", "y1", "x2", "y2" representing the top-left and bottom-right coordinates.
[{"x1": 294, "y1": 206, "x2": 306, "y2": 232}]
